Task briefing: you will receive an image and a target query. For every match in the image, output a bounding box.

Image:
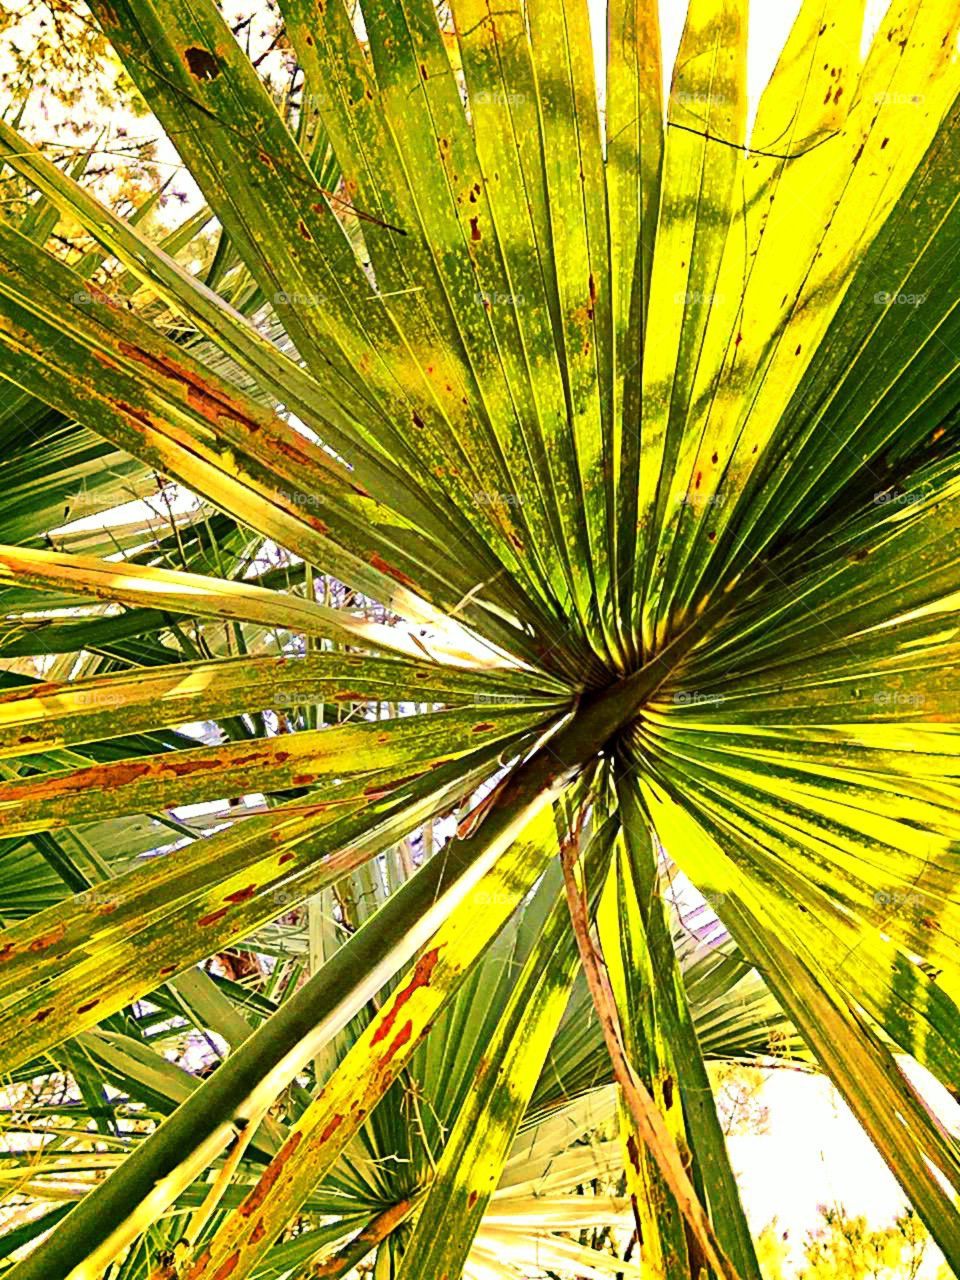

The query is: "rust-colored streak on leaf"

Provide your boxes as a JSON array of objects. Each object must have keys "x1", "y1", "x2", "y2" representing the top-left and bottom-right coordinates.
[
  {"x1": 76, "y1": 999, "x2": 99, "y2": 1014},
  {"x1": 208, "y1": 1255, "x2": 239, "y2": 1280},
  {"x1": 471, "y1": 721, "x2": 495, "y2": 733},
  {"x1": 368, "y1": 552, "x2": 416, "y2": 589},
  {"x1": 370, "y1": 948, "x2": 441, "y2": 1046},
  {"x1": 166, "y1": 757, "x2": 223, "y2": 777},
  {"x1": 247, "y1": 1219, "x2": 266, "y2": 1246},
  {"x1": 223, "y1": 885, "x2": 257, "y2": 905},
  {"x1": 319, "y1": 1113, "x2": 343, "y2": 1143},
  {"x1": 116, "y1": 341, "x2": 262, "y2": 432},
  {"x1": 29, "y1": 924, "x2": 66, "y2": 952},
  {"x1": 113, "y1": 400, "x2": 155, "y2": 430},
  {"x1": 197, "y1": 907, "x2": 230, "y2": 928},
  {"x1": 626, "y1": 1134, "x2": 641, "y2": 1173},
  {"x1": 380, "y1": 1019, "x2": 414, "y2": 1065},
  {"x1": 239, "y1": 1131, "x2": 302, "y2": 1217}
]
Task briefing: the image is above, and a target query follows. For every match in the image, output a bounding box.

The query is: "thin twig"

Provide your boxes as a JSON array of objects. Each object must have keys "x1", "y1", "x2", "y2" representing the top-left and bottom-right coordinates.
[{"x1": 667, "y1": 120, "x2": 841, "y2": 161}]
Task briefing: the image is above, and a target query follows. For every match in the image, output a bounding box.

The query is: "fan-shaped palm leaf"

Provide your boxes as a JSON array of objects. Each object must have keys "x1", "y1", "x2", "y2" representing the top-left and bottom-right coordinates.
[{"x1": 0, "y1": 0, "x2": 959, "y2": 1275}]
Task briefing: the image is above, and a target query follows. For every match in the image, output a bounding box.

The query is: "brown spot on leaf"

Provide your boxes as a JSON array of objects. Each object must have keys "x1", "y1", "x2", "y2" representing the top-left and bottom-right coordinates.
[
  {"x1": 77, "y1": 999, "x2": 99, "y2": 1014},
  {"x1": 469, "y1": 216, "x2": 481, "y2": 241},
  {"x1": 185, "y1": 47, "x2": 221, "y2": 81}
]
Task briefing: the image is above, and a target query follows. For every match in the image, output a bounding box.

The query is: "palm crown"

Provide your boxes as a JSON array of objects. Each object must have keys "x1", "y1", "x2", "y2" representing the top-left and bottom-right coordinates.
[{"x1": 0, "y1": 0, "x2": 959, "y2": 1276}]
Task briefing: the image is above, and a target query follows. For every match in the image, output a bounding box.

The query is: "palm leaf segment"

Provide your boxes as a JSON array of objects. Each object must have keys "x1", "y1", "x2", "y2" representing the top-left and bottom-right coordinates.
[{"x1": 0, "y1": 0, "x2": 959, "y2": 1274}]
